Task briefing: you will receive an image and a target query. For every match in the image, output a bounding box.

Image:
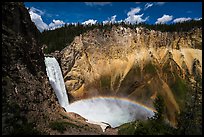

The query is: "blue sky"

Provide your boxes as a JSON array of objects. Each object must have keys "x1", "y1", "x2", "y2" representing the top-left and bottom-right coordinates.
[{"x1": 24, "y1": 2, "x2": 202, "y2": 32}]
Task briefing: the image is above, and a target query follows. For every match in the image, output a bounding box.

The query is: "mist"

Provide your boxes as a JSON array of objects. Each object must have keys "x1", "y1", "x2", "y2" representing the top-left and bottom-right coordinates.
[{"x1": 67, "y1": 97, "x2": 154, "y2": 129}]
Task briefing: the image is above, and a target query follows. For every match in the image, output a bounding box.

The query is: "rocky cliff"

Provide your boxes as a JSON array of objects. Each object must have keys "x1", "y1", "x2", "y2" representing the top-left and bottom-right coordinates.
[
  {"x1": 60, "y1": 25, "x2": 202, "y2": 126},
  {"x1": 2, "y1": 3, "x2": 116, "y2": 135},
  {"x1": 2, "y1": 2, "x2": 62, "y2": 134}
]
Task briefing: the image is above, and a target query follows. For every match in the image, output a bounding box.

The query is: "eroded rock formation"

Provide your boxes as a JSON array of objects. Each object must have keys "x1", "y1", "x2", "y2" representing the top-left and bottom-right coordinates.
[{"x1": 60, "y1": 26, "x2": 202, "y2": 126}]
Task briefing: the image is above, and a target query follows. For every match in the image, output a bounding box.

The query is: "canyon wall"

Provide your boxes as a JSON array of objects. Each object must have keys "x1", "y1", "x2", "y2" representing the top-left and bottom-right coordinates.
[{"x1": 60, "y1": 26, "x2": 202, "y2": 126}]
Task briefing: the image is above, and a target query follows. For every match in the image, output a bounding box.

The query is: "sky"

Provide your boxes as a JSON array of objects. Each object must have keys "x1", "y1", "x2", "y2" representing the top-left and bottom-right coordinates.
[{"x1": 24, "y1": 2, "x2": 202, "y2": 32}]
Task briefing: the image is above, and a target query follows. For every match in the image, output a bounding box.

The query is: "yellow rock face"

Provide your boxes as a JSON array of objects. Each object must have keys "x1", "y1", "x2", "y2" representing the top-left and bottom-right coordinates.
[{"x1": 60, "y1": 26, "x2": 202, "y2": 126}]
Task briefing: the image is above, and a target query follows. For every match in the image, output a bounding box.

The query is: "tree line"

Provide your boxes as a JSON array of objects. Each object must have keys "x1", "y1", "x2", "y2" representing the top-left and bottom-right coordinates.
[{"x1": 40, "y1": 19, "x2": 202, "y2": 54}]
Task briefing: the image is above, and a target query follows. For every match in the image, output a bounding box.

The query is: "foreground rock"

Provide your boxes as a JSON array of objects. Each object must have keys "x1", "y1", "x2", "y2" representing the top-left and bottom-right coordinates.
[
  {"x1": 50, "y1": 112, "x2": 118, "y2": 135},
  {"x1": 2, "y1": 2, "x2": 63, "y2": 134}
]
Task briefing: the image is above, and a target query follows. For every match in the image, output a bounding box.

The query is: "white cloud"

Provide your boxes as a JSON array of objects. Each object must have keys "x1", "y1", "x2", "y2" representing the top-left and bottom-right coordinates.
[
  {"x1": 103, "y1": 15, "x2": 117, "y2": 24},
  {"x1": 29, "y1": 9, "x2": 48, "y2": 32},
  {"x1": 125, "y1": 14, "x2": 149, "y2": 24},
  {"x1": 110, "y1": 15, "x2": 117, "y2": 23},
  {"x1": 117, "y1": 20, "x2": 124, "y2": 23},
  {"x1": 127, "y1": 7, "x2": 141, "y2": 16},
  {"x1": 173, "y1": 17, "x2": 192, "y2": 23},
  {"x1": 144, "y1": 3, "x2": 153, "y2": 10},
  {"x1": 84, "y1": 2, "x2": 111, "y2": 6},
  {"x1": 66, "y1": 22, "x2": 78, "y2": 26},
  {"x1": 155, "y1": 2, "x2": 166, "y2": 5},
  {"x1": 29, "y1": 7, "x2": 45, "y2": 15},
  {"x1": 125, "y1": 7, "x2": 148, "y2": 24},
  {"x1": 155, "y1": 14, "x2": 173, "y2": 24},
  {"x1": 194, "y1": 17, "x2": 202, "y2": 21},
  {"x1": 49, "y1": 19, "x2": 65, "y2": 30},
  {"x1": 135, "y1": 2, "x2": 141, "y2": 4},
  {"x1": 28, "y1": 6, "x2": 66, "y2": 32},
  {"x1": 102, "y1": 20, "x2": 109, "y2": 24},
  {"x1": 82, "y1": 19, "x2": 97, "y2": 25}
]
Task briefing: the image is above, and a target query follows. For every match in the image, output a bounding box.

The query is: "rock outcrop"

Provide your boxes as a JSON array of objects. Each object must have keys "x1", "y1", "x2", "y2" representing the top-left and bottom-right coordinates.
[
  {"x1": 60, "y1": 25, "x2": 202, "y2": 126},
  {"x1": 2, "y1": 2, "x2": 62, "y2": 135}
]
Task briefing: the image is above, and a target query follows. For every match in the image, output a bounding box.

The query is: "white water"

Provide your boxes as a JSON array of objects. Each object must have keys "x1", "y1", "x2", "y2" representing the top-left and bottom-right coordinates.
[
  {"x1": 44, "y1": 57, "x2": 69, "y2": 111},
  {"x1": 44, "y1": 57, "x2": 154, "y2": 132},
  {"x1": 67, "y1": 97, "x2": 154, "y2": 131}
]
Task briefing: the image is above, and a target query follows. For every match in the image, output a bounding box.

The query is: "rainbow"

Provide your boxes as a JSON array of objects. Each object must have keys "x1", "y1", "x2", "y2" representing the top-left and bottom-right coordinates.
[
  {"x1": 70, "y1": 96, "x2": 156, "y2": 113},
  {"x1": 67, "y1": 96, "x2": 155, "y2": 130}
]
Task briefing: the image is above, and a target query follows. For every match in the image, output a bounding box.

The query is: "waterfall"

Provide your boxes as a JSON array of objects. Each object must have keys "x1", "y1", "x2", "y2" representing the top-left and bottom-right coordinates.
[
  {"x1": 44, "y1": 57, "x2": 154, "y2": 132},
  {"x1": 44, "y1": 57, "x2": 69, "y2": 112}
]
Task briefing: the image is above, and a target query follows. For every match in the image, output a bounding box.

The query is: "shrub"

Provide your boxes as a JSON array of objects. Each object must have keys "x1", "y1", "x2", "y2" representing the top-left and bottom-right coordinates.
[{"x1": 49, "y1": 120, "x2": 81, "y2": 133}]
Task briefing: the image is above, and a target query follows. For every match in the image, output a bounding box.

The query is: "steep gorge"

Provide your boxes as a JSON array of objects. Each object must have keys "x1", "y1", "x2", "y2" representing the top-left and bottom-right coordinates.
[
  {"x1": 2, "y1": 2, "x2": 202, "y2": 134},
  {"x1": 60, "y1": 26, "x2": 202, "y2": 126}
]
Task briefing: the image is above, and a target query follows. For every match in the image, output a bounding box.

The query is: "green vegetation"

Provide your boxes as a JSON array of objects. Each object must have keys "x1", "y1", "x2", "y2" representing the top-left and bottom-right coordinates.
[
  {"x1": 41, "y1": 23, "x2": 104, "y2": 53},
  {"x1": 118, "y1": 65, "x2": 141, "y2": 95},
  {"x1": 143, "y1": 62, "x2": 157, "y2": 74},
  {"x1": 49, "y1": 121, "x2": 67, "y2": 133},
  {"x1": 171, "y1": 75, "x2": 187, "y2": 98},
  {"x1": 126, "y1": 64, "x2": 141, "y2": 78},
  {"x1": 134, "y1": 119, "x2": 175, "y2": 135},
  {"x1": 49, "y1": 120, "x2": 82, "y2": 133},
  {"x1": 194, "y1": 41, "x2": 202, "y2": 50},
  {"x1": 3, "y1": 102, "x2": 42, "y2": 135},
  {"x1": 40, "y1": 19, "x2": 202, "y2": 54},
  {"x1": 175, "y1": 73, "x2": 202, "y2": 135},
  {"x1": 162, "y1": 60, "x2": 188, "y2": 108},
  {"x1": 170, "y1": 75, "x2": 188, "y2": 107},
  {"x1": 133, "y1": 19, "x2": 202, "y2": 32},
  {"x1": 118, "y1": 85, "x2": 202, "y2": 135},
  {"x1": 100, "y1": 75, "x2": 111, "y2": 93},
  {"x1": 112, "y1": 75, "x2": 121, "y2": 90},
  {"x1": 60, "y1": 113, "x2": 72, "y2": 120},
  {"x1": 10, "y1": 122, "x2": 42, "y2": 135},
  {"x1": 118, "y1": 95, "x2": 175, "y2": 135},
  {"x1": 153, "y1": 95, "x2": 165, "y2": 120},
  {"x1": 118, "y1": 122, "x2": 137, "y2": 135}
]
